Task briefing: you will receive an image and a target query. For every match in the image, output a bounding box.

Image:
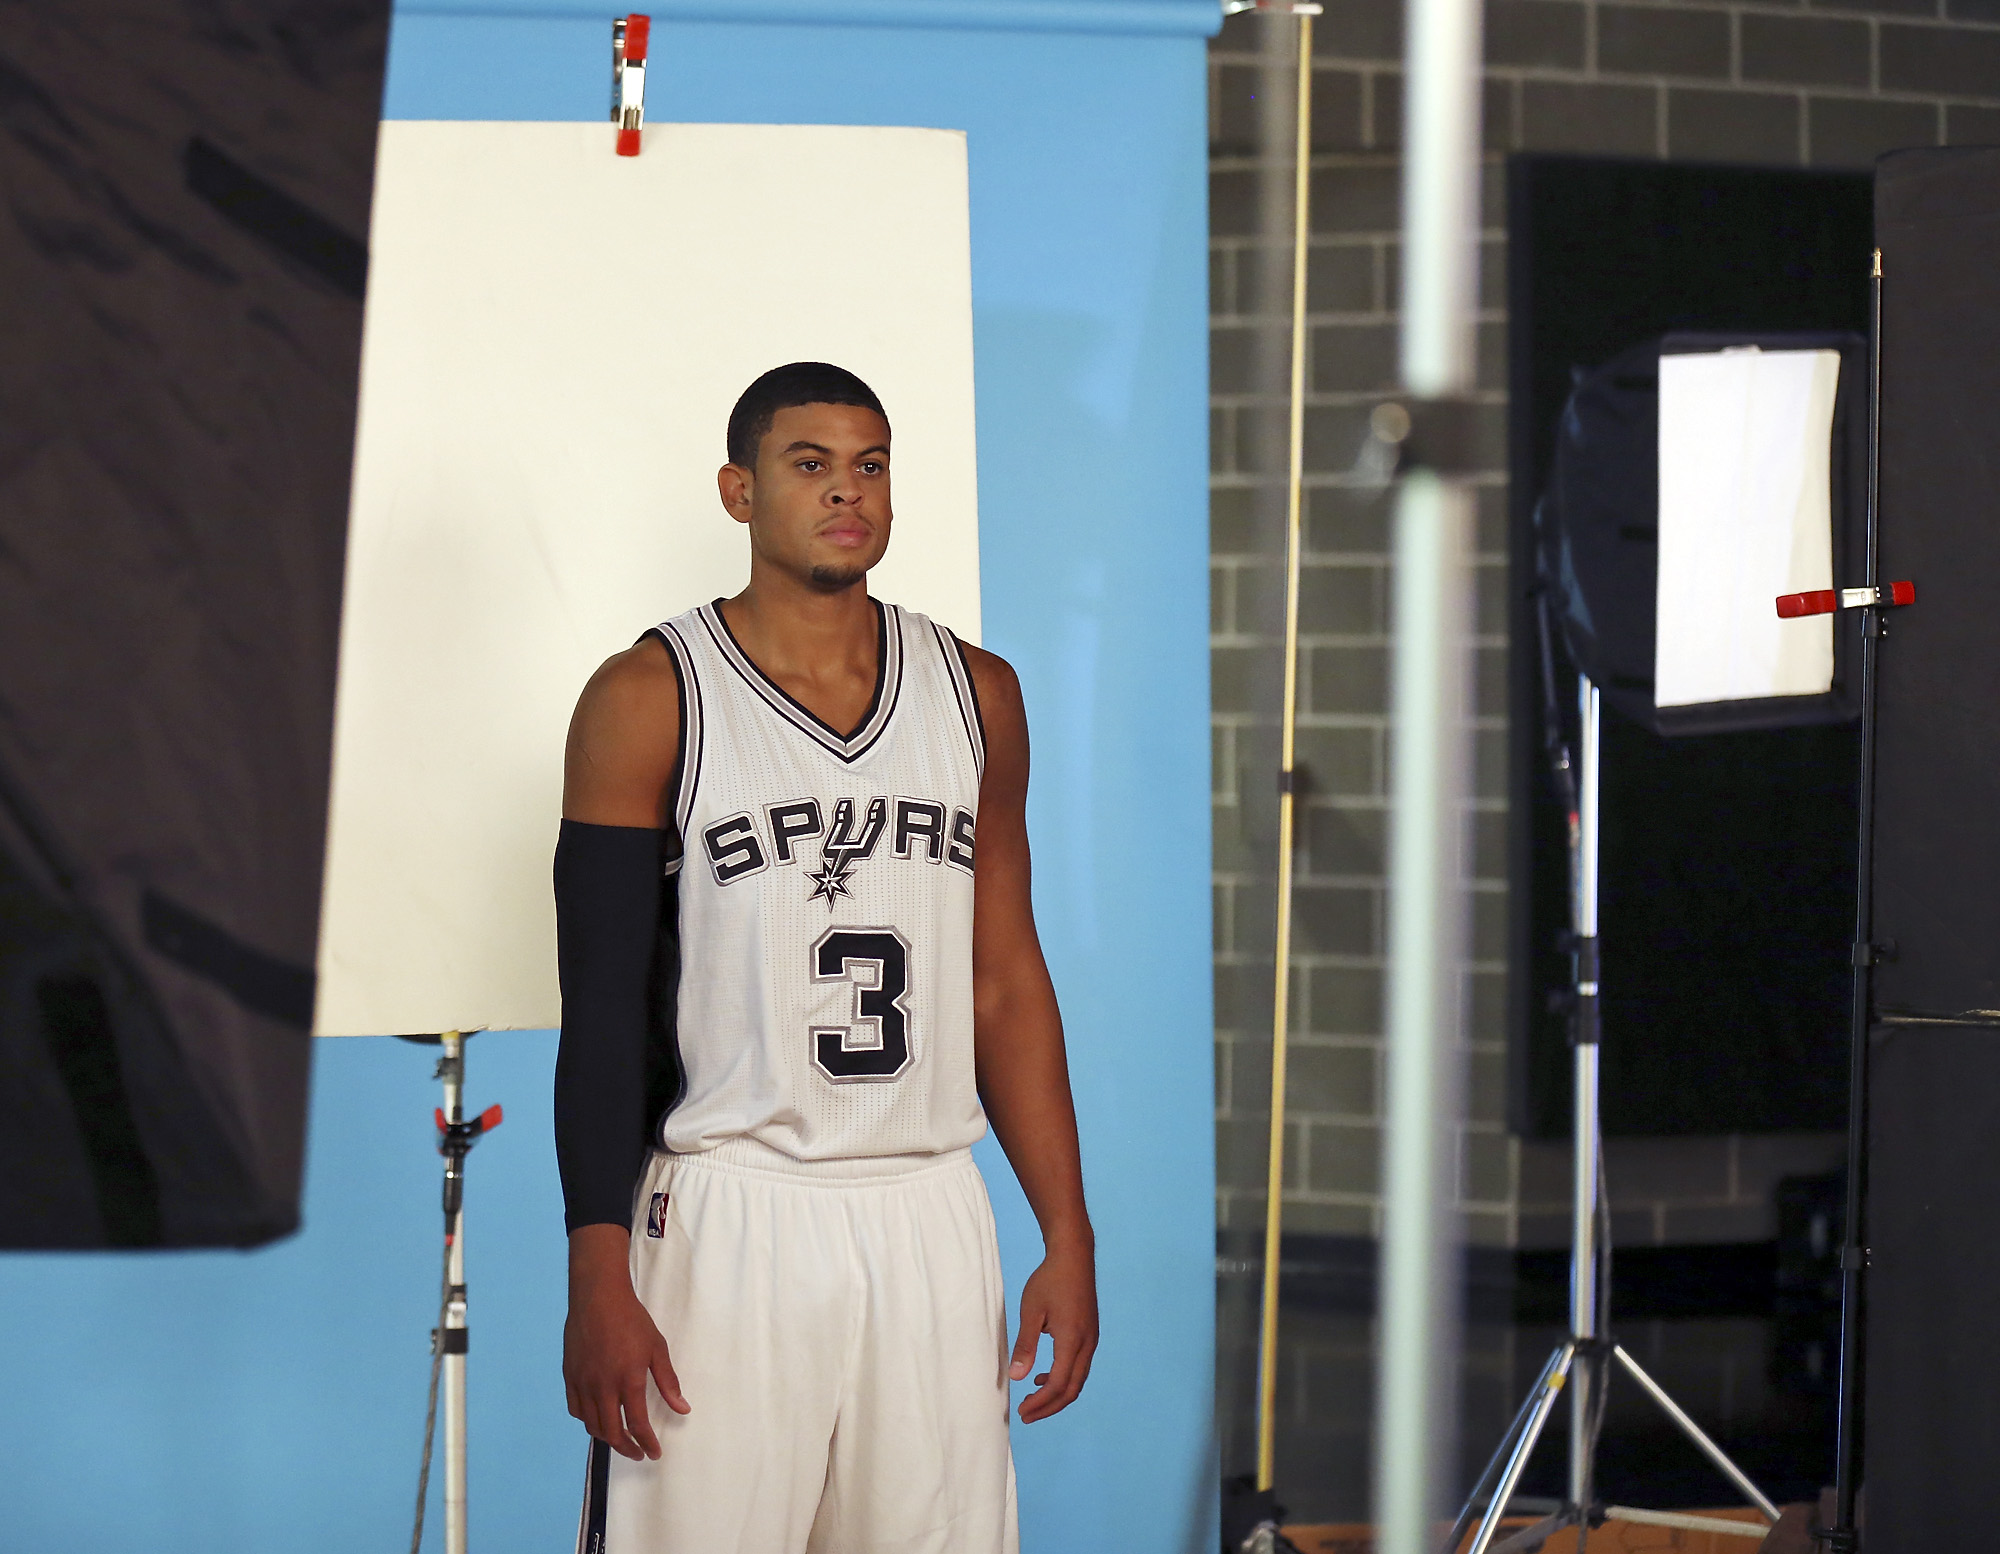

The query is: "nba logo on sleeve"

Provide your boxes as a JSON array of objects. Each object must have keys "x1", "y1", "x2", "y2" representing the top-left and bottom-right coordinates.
[{"x1": 646, "y1": 1192, "x2": 669, "y2": 1238}]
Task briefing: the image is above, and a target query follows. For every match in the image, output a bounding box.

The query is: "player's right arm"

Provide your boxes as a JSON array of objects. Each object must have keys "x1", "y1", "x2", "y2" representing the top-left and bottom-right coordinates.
[{"x1": 557, "y1": 638, "x2": 689, "y2": 1461}]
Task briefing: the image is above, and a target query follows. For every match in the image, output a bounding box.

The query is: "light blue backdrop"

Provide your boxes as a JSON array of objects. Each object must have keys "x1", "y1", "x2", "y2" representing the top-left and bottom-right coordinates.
[{"x1": 0, "y1": 3, "x2": 1215, "y2": 1549}]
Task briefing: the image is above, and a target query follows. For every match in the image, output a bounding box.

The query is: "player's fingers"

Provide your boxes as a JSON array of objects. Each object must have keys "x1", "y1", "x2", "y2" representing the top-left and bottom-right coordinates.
[
  {"x1": 1020, "y1": 1322, "x2": 1094, "y2": 1420},
  {"x1": 620, "y1": 1373, "x2": 662, "y2": 1461},
  {"x1": 590, "y1": 1383, "x2": 644, "y2": 1460},
  {"x1": 1044, "y1": 1319, "x2": 1086, "y2": 1388},
  {"x1": 1040, "y1": 1331, "x2": 1086, "y2": 1408},
  {"x1": 565, "y1": 1375, "x2": 583, "y2": 1423},
  {"x1": 1069, "y1": 1329, "x2": 1100, "y2": 1392},
  {"x1": 577, "y1": 1392, "x2": 612, "y2": 1454},
  {"x1": 1051, "y1": 1330, "x2": 1098, "y2": 1410},
  {"x1": 651, "y1": 1341, "x2": 691, "y2": 1416},
  {"x1": 1008, "y1": 1301, "x2": 1045, "y2": 1382}
]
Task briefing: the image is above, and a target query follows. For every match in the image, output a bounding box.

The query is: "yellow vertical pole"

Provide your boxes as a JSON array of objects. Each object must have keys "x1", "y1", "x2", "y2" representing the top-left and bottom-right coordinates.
[{"x1": 1254, "y1": 6, "x2": 1315, "y2": 1496}]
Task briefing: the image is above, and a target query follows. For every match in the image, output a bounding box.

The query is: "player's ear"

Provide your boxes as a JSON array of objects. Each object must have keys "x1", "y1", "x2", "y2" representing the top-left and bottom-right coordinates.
[{"x1": 717, "y1": 462, "x2": 753, "y2": 525}]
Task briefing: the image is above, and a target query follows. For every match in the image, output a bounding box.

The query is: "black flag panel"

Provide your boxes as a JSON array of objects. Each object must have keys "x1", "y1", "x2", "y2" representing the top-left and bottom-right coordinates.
[
  {"x1": 1864, "y1": 145, "x2": 2000, "y2": 1552},
  {"x1": 1871, "y1": 147, "x2": 2000, "y2": 1024},
  {"x1": 0, "y1": 2, "x2": 388, "y2": 1247}
]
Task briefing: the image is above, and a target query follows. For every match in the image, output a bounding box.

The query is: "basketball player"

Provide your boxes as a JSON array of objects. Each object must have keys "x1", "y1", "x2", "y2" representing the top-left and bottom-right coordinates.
[{"x1": 552, "y1": 362, "x2": 1095, "y2": 1553}]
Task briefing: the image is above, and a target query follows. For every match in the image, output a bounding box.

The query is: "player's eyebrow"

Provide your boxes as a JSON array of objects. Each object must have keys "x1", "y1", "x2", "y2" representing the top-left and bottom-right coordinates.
[{"x1": 779, "y1": 440, "x2": 890, "y2": 462}]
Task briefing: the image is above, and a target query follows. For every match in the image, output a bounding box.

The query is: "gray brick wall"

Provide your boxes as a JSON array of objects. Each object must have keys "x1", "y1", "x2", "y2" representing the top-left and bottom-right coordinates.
[
  {"x1": 1516, "y1": 1130, "x2": 1848, "y2": 1247},
  {"x1": 1209, "y1": 0, "x2": 2000, "y2": 1252}
]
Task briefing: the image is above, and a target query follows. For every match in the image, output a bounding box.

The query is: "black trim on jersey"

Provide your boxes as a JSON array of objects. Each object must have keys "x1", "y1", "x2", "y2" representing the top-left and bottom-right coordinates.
[
  {"x1": 638, "y1": 626, "x2": 690, "y2": 872},
  {"x1": 576, "y1": 1437, "x2": 610, "y2": 1554},
  {"x1": 700, "y1": 597, "x2": 903, "y2": 764},
  {"x1": 933, "y1": 620, "x2": 986, "y2": 780},
  {"x1": 653, "y1": 621, "x2": 706, "y2": 860}
]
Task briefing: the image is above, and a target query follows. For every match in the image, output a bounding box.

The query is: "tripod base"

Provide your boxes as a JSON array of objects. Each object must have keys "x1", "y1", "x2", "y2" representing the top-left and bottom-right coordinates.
[
  {"x1": 1445, "y1": 1342, "x2": 1777, "y2": 1554},
  {"x1": 1463, "y1": 1503, "x2": 1771, "y2": 1554}
]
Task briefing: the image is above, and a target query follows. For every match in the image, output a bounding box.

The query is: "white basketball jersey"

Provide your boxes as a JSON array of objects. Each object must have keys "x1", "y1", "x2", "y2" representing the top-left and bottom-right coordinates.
[{"x1": 650, "y1": 598, "x2": 988, "y2": 1160}]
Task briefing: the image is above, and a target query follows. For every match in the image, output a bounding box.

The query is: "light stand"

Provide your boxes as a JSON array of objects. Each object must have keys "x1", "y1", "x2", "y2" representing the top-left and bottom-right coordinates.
[
  {"x1": 1442, "y1": 678, "x2": 1781, "y2": 1554},
  {"x1": 1815, "y1": 246, "x2": 1886, "y2": 1554},
  {"x1": 1758, "y1": 252, "x2": 1913, "y2": 1551},
  {"x1": 402, "y1": 1029, "x2": 502, "y2": 1554}
]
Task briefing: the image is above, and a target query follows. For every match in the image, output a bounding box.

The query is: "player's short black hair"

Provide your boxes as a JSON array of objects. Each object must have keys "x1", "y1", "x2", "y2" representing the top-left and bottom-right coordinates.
[{"x1": 726, "y1": 362, "x2": 888, "y2": 469}]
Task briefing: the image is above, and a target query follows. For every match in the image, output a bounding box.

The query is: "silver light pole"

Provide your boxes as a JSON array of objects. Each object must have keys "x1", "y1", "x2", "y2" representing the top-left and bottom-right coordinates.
[
  {"x1": 1567, "y1": 680, "x2": 1602, "y2": 1517},
  {"x1": 407, "y1": 1029, "x2": 501, "y2": 1554},
  {"x1": 1442, "y1": 681, "x2": 1780, "y2": 1553},
  {"x1": 441, "y1": 1031, "x2": 470, "y2": 1554},
  {"x1": 1372, "y1": 0, "x2": 1482, "y2": 1540}
]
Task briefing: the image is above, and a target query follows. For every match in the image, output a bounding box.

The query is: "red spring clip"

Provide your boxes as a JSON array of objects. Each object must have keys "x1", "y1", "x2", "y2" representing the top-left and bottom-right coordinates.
[
  {"x1": 1775, "y1": 581, "x2": 1917, "y2": 618},
  {"x1": 614, "y1": 15, "x2": 651, "y2": 158}
]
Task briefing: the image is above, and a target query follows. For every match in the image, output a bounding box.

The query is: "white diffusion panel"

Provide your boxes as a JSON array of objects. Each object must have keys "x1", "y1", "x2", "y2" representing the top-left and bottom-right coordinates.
[
  {"x1": 315, "y1": 122, "x2": 980, "y2": 1036},
  {"x1": 1655, "y1": 347, "x2": 1840, "y2": 709}
]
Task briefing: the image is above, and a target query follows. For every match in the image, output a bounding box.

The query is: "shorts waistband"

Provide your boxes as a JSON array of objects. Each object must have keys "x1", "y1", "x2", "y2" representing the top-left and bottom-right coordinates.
[{"x1": 665, "y1": 1135, "x2": 975, "y2": 1185}]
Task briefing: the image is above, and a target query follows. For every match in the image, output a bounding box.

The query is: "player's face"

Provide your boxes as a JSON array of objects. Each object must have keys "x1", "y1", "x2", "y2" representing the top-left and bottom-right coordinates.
[{"x1": 722, "y1": 403, "x2": 893, "y2": 592}]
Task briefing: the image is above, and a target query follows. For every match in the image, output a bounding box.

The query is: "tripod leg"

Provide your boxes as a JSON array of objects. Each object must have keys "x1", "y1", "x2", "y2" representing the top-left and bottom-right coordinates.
[
  {"x1": 1463, "y1": 1342, "x2": 1576, "y2": 1554},
  {"x1": 1440, "y1": 1345, "x2": 1568, "y2": 1554},
  {"x1": 1488, "y1": 1510, "x2": 1572, "y2": 1554},
  {"x1": 1611, "y1": 1345, "x2": 1779, "y2": 1522}
]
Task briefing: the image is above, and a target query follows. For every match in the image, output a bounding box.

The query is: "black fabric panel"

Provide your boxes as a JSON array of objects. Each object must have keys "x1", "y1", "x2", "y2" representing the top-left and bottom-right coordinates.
[
  {"x1": 35, "y1": 972, "x2": 162, "y2": 1246},
  {"x1": 0, "y1": 3, "x2": 388, "y2": 1246},
  {"x1": 182, "y1": 136, "x2": 367, "y2": 298},
  {"x1": 1864, "y1": 1024, "x2": 2000, "y2": 1551},
  {"x1": 554, "y1": 821, "x2": 679, "y2": 1235},
  {"x1": 141, "y1": 888, "x2": 315, "y2": 1029},
  {"x1": 1872, "y1": 147, "x2": 2000, "y2": 1021},
  {"x1": 0, "y1": 825, "x2": 289, "y2": 1247}
]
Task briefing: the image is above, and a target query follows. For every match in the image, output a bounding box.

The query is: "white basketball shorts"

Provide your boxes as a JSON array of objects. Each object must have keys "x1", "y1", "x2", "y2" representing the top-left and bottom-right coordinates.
[{"x1": 575, "y1": 1137, "x2": 1019, "y2": 1554}]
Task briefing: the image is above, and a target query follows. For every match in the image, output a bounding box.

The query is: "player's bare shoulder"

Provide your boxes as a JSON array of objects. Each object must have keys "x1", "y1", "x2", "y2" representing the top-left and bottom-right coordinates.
[
  {"x1": 563, "y1": 635, "x2": 681, "y2": 827},
  {"x1": 958, "y1": 644, "x2": 1024, "y2": 738},
  {"x1": 958, "y1": 643, "x2": 1028, "y2": 800}
]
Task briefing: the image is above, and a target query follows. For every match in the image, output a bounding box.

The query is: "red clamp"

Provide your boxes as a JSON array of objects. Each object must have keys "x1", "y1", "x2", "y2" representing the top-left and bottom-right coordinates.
[
  {"x1": 613, "y1": 15, "x2": 650, "y2": 158},
  {"x1": 435, "y1": 1103, "x2": 504, "y2": 1148},
  {"x1": 1775, "y1": 580, "x2": 1916, "y2": 619}
]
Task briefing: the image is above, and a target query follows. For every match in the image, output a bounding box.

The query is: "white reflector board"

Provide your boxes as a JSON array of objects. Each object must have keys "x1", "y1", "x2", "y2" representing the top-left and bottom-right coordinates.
[
  {"x1": 314, "y1": 122, "x2": 980, "y2": 1036},
  {"x1": 1655, "y1": 346, "x2": 1840, "y2": 709}
]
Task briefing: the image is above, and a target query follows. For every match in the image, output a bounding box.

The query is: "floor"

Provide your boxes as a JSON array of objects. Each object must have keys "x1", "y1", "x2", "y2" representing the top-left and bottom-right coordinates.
[{"x1": 1217, "y1": 1260, "x2": 1838, "y2": 1529}]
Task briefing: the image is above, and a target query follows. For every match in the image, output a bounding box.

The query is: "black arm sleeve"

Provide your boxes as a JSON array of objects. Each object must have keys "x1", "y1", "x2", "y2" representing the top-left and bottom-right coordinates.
[{"x1": 553, "y1": 819, "x2": 672, "y2": 1234}]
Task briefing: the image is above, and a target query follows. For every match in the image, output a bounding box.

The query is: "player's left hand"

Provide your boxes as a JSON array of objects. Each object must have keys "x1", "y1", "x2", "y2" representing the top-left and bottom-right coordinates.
[{"x1": 1009, "y1": 1238, "x2": 1098, "y2": 1422}]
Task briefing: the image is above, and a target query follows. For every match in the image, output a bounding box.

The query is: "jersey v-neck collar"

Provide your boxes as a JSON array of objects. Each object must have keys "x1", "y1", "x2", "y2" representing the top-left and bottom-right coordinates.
[{"x1": 699, "y1": 597, "x2": 902, "y2": 764}]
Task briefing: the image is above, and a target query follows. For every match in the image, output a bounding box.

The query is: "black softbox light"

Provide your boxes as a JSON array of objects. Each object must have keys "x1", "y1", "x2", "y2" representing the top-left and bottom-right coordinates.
[
  {"x1": 1537, "y1": 331, "x2": 1868, "y2": 736},
  {"x1": 0, "y1": 3, "x2": 388, "y2": 1247}
]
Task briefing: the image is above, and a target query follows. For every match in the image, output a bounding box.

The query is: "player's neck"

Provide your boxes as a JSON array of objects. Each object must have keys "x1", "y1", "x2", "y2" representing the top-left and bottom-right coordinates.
[{"x1": 719, "y1": 571, "x2": 880, "y2": 724}]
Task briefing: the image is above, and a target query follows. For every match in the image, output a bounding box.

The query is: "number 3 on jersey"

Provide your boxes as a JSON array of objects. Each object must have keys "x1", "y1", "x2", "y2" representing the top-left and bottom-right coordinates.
[{"x1": 811, "y1": 928, "x2": 912, "y2": 1082}]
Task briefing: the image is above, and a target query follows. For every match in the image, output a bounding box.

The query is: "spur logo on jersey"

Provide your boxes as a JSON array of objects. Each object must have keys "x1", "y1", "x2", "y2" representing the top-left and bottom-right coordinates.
[{"x1": 701, "y1": 793, "x2": 976, "y2": 901}]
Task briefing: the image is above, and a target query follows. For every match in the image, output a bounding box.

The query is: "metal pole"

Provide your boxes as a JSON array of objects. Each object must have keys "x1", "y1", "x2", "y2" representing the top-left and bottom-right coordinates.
[
  {"x1": 1613, "y1": 1346, "x2": 1781, "y2": 1522},
  {"x1": 1374, "y1": 0, "x2": 1482, "y2": 1537},
  {"x1": 1568, "y1": 680, "x2": 1602, "y2": 1508},
  {"x1": 1253, "y1": 8, "x2": 1316, "y2": 1496},
  {"x1": 1820, "y1": 248, "x2": 1885, "y2": 1554},
  {"x1": 1463, "y1": 1344, "x2": 1576, "y2": 1554},
  {"x1": 441, "y1": 1030, "x2": 469, "y2": 1554}
]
